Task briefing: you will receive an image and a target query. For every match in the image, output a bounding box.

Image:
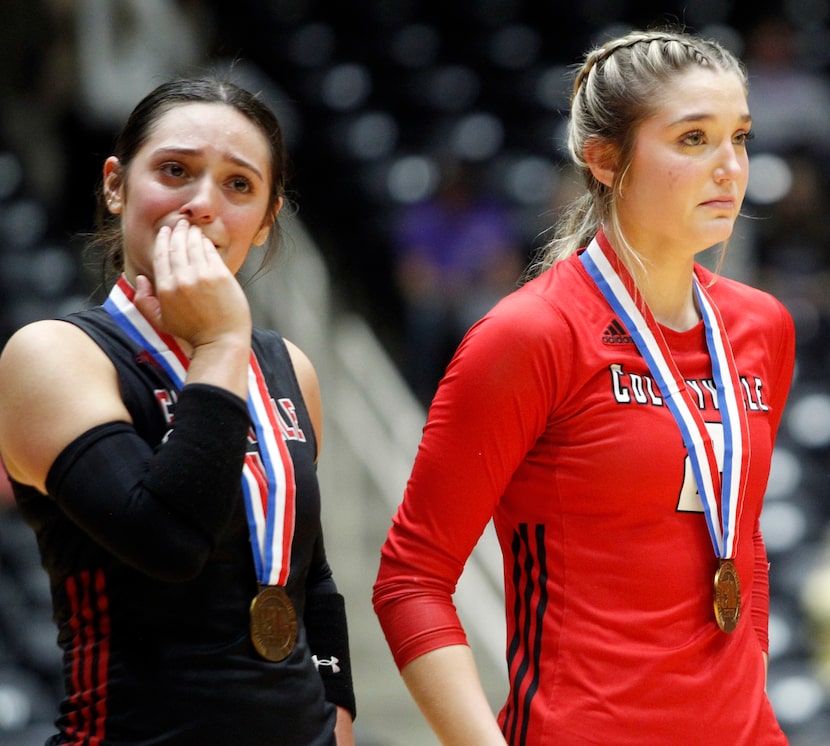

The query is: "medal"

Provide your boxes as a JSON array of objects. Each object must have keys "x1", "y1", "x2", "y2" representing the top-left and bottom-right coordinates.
[
  {"x1": 713, "y1": 559, "x2": 741, "y2": 633},
  {"x1": 104, "y1": 276, "x2": 300, "y2": 650},
  {"x1": 581, "y1": 235, "x2": 750, "y2": 632},
  {"x1": 250, "y1": 585, "x2": 298, "y2": 661}
]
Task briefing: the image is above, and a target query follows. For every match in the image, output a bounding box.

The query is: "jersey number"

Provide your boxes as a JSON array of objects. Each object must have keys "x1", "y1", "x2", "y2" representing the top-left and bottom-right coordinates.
[{"x1": 676, "y1": 422, "x2": 724, "y2": 513}]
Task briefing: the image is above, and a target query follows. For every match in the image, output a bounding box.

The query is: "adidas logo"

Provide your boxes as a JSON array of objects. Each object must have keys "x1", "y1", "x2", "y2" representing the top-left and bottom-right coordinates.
[{"x1": 602, "y1": 319, "x2": 633, "y2": 345}]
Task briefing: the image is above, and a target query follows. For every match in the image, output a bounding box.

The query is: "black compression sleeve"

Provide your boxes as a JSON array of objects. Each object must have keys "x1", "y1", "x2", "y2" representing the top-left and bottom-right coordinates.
[
  {"x1": 143, "y1": 384, "x2": 250, "y2": 527},
  {"x1": 305, "y1": 592, "x2": 356, "y2": 719},
  {"x1": 45, "y1": 384, "x2": 250, "y2": 581}
]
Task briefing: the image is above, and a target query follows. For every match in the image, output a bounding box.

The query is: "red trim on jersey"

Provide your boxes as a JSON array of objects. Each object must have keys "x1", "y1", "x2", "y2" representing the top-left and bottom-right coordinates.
[{"x1": 64, "y1": 569, "x2": 110, "y2": 744}]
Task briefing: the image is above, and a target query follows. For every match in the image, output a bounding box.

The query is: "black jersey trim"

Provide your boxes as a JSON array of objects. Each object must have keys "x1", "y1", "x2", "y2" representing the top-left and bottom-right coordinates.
[{"x1": 503, "y1": 524, "x2": 548, "y2": 744}]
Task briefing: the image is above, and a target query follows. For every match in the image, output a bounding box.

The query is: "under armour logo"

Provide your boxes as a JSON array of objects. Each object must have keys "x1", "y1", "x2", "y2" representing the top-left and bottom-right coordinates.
[{"x1": 312, "y1": 655, "x2": 341, "y2": 673}]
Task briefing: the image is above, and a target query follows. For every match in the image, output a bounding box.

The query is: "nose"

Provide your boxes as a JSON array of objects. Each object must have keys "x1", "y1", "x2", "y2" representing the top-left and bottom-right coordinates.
[
  {"x1": 713, "y1": 142, "x2": 744, "y2": 183},
  {"x1": 179, "y1": 176, "x2": 218, "y2": 223}
]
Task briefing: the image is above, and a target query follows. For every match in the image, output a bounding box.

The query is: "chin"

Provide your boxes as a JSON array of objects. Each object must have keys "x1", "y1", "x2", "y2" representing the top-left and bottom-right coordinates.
[{"x1": 698, "y1": 223, "x2": 736, "y2": 249}]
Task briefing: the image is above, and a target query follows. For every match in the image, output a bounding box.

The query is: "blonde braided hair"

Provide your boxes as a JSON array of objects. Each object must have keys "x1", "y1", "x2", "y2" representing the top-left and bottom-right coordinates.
[
  {"x1": 571, "y1": 30, "x2": 726, "y2": 100},
  {"x1": 528, "y1": 28, "x2": 746, "y2": 277}
]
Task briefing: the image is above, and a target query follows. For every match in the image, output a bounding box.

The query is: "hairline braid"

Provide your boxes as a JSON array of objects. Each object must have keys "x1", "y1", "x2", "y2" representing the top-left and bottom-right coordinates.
[{"x1": 572, "y1": 29, "x2": 723, "y2": 100}]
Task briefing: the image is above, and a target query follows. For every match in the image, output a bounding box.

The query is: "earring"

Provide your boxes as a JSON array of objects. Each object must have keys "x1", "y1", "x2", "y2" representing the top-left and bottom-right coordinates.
[{"x1": 106, "y1": 191, "x2": 122, "y2": 213}]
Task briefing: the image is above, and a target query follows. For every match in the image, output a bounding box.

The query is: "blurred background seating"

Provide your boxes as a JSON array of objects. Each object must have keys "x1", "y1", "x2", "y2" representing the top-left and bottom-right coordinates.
[{"x1": 1, "y1": 1, "x2": 829, "y2": 743}]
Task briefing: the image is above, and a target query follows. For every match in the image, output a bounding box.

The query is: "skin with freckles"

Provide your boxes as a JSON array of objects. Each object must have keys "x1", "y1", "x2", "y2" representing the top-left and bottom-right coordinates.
[
  {"x1": 608, "y1": 68, "x2": 751, "y2": 266},
  {"x1": 104, "y1": 102, "x2": 275, "y2": 284},
  {"x1": 585, "y1": 67, "x2": 752, "y2": 331}
]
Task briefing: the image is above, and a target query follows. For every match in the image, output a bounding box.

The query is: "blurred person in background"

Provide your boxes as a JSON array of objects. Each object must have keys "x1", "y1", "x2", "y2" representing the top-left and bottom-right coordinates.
[
  {"x1": 392, "y1": 159, "x2": 524, "y2": 406},
  {"x1": 63, "y1": 0, "x2": 211, "y2": 235},
  {"x1": 0, "y1": 0, "x2": 75, "y2": 220},
  {"x1": 742, "y1": 15, "x2": 830, "y2": 157}
]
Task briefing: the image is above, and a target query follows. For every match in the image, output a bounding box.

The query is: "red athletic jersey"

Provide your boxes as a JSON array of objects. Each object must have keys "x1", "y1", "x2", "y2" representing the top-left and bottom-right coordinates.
[{"x1": 374, "y1": 233, "x2": 795, "y2": 745}]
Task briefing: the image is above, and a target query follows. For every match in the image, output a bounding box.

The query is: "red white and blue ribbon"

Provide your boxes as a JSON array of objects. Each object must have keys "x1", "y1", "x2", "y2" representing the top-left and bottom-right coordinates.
[
  {"x1": 580, "y1": 236, "x2": 750, "y2": 560},
  {"x1": 104, "y1": 275, "x2": 296, "y2": 586}
]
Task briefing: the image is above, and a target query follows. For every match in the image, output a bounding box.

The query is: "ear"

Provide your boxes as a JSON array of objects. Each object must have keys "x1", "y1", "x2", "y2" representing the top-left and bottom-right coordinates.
[
  {"x1": 103, "y1": 157, "x2": 124, "y2": 214},
  {"x1": 583, "y1": 137, "x2": 618, "y2": 189},
  {"x1": 253, "y1": 196, "x2": 284, "y2": 246}
]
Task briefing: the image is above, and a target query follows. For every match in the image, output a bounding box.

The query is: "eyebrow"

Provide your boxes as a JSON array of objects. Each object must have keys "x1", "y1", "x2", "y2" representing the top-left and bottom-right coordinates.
[
  {"x1": 153, "y1": 146, "x2": 265, "y2": 181},
  {"x1": 669, "y1": 112, "x2": 752, "y2": 126}
]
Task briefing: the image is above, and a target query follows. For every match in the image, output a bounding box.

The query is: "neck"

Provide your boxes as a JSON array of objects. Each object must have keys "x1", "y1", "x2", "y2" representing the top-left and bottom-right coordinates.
[
  {"x1": 639, "y1": 271, "x2": 701, "y2": 331},
  {"x1": 606, "y1": 233, "x2": 701, "y2": 332}
]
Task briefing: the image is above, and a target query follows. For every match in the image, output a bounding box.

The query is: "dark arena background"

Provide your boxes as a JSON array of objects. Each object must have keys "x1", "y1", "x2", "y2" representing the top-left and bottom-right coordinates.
[{"x1": 1, "y1": 1, "x2": 830, "y2": 744}]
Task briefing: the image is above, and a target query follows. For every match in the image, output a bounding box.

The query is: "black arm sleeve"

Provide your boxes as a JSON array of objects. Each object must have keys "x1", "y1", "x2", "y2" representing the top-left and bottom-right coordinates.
[
  {"x1": 45, "y1": 384, "x2": 250, "y2": 581},
  {"x1": 305, "y1": 591, "x2": 356, "y2": 720}
]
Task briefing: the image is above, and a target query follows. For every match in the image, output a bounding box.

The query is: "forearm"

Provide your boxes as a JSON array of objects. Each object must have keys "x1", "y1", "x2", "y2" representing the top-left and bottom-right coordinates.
[
  {"x1": 305, "y1": 590, "x2": 356, "y2": 720},
  {"x1": 334, "y1": 706, "x2": 355, "y2": 746},
  {"x1": 46, "y1": 385, "x2": 250, "y2": 579},
  {"x1": 401, "y1": 645, "x2": 506, "y2": 746},
  {"x1": 185, "y1": 334, "x2": 251, "y2": 400}
]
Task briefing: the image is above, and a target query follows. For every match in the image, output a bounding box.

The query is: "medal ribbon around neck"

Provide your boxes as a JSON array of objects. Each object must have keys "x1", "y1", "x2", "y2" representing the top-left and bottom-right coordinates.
[
  {"x1": 580, "y1": 237, "x2": 750, "y2": 560},
  {"x1": 104, "y1": 275, "x2": 296, "y2": 586}
]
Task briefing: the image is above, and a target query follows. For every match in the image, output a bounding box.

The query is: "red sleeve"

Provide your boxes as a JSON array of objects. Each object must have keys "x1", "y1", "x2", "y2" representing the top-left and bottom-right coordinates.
[
  {"x1": 752, "y1": 523, "x2": 771, "y2": 653},
  {"x1": 372, "y1": 291, "x2": 565, "y2": 670},
  {"x1": 752, "y1": 295, "x2": 795, "y2": 652},
  {"x1": 765, "y1": 298, "x2": 796, "y2": 440}
]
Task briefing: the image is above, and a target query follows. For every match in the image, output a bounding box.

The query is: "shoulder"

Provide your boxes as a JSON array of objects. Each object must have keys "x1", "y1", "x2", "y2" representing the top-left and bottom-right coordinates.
[
  {"x1": 252, "y1": 329, "x2": 321, "y2": 395},
  {"x1": 703, "y1": 271, "x2": 794, "y2": 335},
  {"x1": 464, "y1": 258, "x2": 591, "y2": 351},
  {"x1": 251, "y1": 329, "x2": 323, "y2": 457},
  {"x1": 701, "y1": 272, "x2": 796, "y2": 389},
  {"x1": 441, "y1": 265, "x2": 587, "y2": 404},
  {"x1": 283, "y1": 339, "x2": 320, "y2": 395},
  {"x1": 0, "y1": 318, "x2": 126, "y2": 490},
  {"x1": 0, "y1": 317, "x2": 108, "y2": 374},
  {"x1": 0, "y1": 312, "x2": 130, "y2": 393},
  {"x1": 284, "y1": 338, "x2": 323, "y2": 459}
]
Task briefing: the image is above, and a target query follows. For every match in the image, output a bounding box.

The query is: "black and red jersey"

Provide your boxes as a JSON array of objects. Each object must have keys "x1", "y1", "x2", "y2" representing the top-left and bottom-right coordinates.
[{"x1": 13, "y1": 309, "x2": 339, "y2": 745}]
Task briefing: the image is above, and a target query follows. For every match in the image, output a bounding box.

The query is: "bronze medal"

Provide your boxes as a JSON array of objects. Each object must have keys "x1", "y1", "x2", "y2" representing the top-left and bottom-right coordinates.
[
  {"x1": 250, "y1": 585, "x2": 298, "y2": 661},
  {"x1": 713, "y1": 559, "x2": 741, "y2": 633}
]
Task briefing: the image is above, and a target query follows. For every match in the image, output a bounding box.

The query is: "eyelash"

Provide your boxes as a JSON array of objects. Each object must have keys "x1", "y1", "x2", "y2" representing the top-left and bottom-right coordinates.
[
  {"x1": 160, "y1": 162, "x2": 186, "y2": 177},
  {"x1": 159, "y1": 163, "x2": 254, "y2": 193},
  {"x1": 229, "y1": 177, "x2": 253, "y2": 193},
  {"x1": 681, "y1": 129, "x2": 755, "y2": 146}
]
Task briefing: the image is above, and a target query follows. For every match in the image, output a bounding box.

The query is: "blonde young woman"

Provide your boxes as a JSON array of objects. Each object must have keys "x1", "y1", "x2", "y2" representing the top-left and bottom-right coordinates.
[{"x1": 374, "y1": 29, "x2": 794, "y2": 745}]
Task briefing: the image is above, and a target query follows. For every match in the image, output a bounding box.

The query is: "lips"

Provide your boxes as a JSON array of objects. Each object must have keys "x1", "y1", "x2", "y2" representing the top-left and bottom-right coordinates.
[{"x1": 701, "y1": 198, "x2": 735, "y2": 210}]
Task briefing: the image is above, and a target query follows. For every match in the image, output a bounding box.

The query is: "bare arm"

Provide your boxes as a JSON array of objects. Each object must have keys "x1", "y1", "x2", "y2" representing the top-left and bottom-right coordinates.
[
  {"x1": 401, "y1": 646, "x2": 507, "y2": 746},
  {"x1": 334, "y1": 706, "x2": 355, "y2": 746},
  {"x1": 0, "y1": 321, "x2": 131, "y2": 492},
  {"x1": 284, "y1": 338, "x2": 323, "y2": 458}
]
